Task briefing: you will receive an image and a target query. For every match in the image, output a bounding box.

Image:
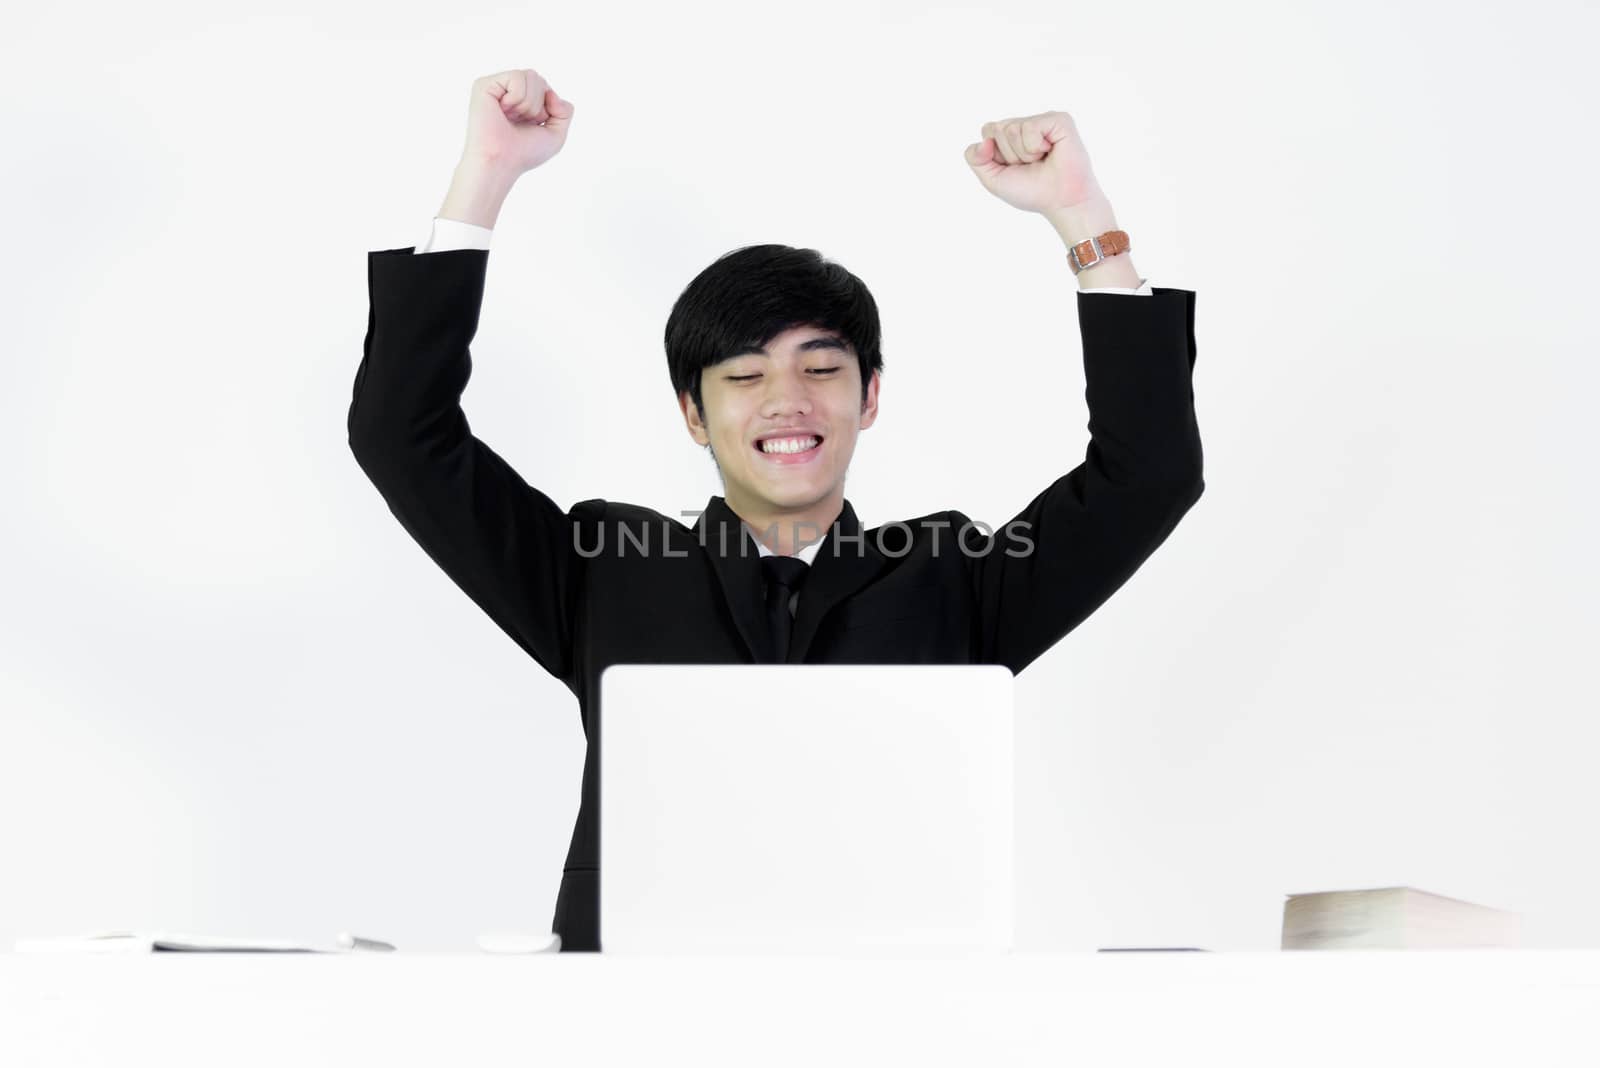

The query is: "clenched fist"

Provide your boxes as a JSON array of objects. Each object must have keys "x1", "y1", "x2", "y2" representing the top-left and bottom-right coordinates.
[
  {"x1": 461, "y1": 69, "x2": 575, "y2": 175},
  {"x1": 963, "y1": 111, "x2": 1105, "y2": 215}
]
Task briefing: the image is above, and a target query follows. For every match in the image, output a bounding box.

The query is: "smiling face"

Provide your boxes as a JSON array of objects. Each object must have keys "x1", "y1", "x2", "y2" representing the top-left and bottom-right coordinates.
[{"x1": 680, "y1": 324, "x2": 880, "y2": 540}]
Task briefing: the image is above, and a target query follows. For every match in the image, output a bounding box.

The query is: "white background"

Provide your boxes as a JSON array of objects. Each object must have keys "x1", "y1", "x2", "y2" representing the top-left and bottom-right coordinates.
[{"x1": 2, "y1": 0, "x2": 1596, "y2": 952}]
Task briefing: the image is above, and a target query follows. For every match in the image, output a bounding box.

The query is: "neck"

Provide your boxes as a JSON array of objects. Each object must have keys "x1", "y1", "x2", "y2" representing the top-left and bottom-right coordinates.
[{"x1": 724, "y1": 488, "x2": 844, "y2": 557}]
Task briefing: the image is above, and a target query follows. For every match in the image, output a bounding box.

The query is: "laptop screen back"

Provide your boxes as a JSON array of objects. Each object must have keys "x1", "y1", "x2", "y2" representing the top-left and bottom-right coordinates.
[{"x1": 599, "y1": 664, "x2": 1015, "y2": 954}]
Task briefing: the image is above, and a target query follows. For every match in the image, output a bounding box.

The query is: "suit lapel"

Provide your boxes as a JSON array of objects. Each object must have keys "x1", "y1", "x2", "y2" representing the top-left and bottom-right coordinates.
[
  {"x1": 692, "y1": 496, "x2": 889, "y2": 664},
  {"x1": 691, "y1": 496, "x2": 770, "y2": 663},
  {"x1": 786, "y1": 499, "x2": 889, "y2": 663}
]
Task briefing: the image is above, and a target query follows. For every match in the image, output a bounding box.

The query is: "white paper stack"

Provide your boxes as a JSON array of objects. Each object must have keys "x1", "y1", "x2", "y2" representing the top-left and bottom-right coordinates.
[
  {"x1": 13, "y1": 930, "x2": 396, "y2": 953},
  {"x1": 1282, "y1": 887, "x2": 1521, "y2": 949}
]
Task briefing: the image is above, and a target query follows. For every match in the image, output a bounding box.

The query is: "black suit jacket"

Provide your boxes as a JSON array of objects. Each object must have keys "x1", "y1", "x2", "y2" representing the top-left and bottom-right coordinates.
[{"x1": 348, "y1": 246, "x2": 1204, "y2": 951}]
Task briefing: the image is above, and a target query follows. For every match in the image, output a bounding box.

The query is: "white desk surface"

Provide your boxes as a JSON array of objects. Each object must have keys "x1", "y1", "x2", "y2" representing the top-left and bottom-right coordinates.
[{"x1": 5, "y1": 950, "x2": 1599, "y2": 1065}]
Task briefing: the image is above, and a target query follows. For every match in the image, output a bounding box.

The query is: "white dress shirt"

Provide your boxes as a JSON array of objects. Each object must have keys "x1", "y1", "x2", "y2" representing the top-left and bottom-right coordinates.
[
  {"x1": 757, "y1": 535, "x2": 825, "y2": 564},
  {"x1": 412, "y1": 217, "x2": 1154, "y2": 295}
]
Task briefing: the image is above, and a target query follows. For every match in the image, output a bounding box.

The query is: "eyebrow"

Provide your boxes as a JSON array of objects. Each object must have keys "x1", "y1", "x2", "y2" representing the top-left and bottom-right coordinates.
[{"x1": 727, "y1": 335, "x2": 851, "y2": 359}]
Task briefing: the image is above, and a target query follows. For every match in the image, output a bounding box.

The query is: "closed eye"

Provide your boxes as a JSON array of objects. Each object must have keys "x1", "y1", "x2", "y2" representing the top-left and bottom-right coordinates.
[{"x1": 728, "y1": 369, "x2": 840, "y2": 382}]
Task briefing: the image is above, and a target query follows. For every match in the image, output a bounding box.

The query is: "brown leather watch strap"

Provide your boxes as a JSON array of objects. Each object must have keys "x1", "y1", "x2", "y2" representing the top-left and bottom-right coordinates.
[{"x1": 1067, "y1": 229, "x2": 1130, "y2": 274}]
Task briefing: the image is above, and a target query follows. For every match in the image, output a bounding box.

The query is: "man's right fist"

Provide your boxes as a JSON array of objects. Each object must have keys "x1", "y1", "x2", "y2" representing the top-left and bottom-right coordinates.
[{"x1": 461, "y1": 69, "x2": 575, "y2": 175}]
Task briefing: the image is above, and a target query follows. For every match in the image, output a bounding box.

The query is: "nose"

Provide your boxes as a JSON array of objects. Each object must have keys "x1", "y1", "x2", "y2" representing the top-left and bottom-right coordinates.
[{"x1": 759, "y1": 366, "x2": 816, "y2": 418}]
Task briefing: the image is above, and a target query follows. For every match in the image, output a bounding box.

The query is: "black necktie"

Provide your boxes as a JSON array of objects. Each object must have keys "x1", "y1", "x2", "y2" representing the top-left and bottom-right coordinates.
[{"x1": 760, "y1": 555, "x2": 809, "y2": 663}]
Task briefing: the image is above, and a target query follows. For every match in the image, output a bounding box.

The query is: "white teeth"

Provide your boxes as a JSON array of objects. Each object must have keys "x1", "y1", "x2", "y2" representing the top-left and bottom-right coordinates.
[{"x1": 760, "y1": 436, "x2": 820, "y2": 454}]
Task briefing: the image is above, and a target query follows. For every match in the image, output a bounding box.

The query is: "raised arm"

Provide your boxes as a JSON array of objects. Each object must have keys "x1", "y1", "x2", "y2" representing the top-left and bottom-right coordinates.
[
  {"x1": 959, "y1": 110, "x2": 1204, "y2": 674},
  {"x1": 347, "y1": 69, "x2": 598, "y2": 689}
]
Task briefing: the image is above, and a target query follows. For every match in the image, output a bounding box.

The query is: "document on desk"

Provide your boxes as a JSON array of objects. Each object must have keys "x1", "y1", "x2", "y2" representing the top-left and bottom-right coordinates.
[
  {"x1": 1282, "y1": 886, "x2": 1521, "y2": 949},
  {"x1": 12, "y1": 930, "x2": 396, "y2": 953}
]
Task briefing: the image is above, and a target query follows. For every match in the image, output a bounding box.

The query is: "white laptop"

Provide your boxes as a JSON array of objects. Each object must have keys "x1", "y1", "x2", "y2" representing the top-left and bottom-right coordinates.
[{"x1": 598, "y1": 664, "x2": 1015, "y2": 954}]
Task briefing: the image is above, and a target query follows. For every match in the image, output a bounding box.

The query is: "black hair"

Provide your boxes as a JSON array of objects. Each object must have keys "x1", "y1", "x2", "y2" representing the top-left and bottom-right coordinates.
[{"x1": 664, "y1": 243, "x2": 885, "y2": 428}]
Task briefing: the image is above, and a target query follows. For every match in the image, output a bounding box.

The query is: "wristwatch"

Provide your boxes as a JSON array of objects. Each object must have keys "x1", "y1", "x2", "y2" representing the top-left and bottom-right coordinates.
[{"x1": 1067, "y1": 229, "x2": 1130, "y2": 275}]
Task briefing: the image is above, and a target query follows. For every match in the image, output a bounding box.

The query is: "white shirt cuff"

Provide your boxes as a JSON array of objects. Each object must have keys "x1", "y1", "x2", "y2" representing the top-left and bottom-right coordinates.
[
  {"x1": 1079, "y1": 277, "x2": 1152, "y2": 295},
  {"x1": 413, "y1": 217, "x2": 494, "y2": 255}
]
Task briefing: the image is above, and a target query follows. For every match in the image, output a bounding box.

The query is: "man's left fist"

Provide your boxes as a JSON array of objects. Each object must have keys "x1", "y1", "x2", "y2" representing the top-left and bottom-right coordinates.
[{"x1": 964, "y1": 110, "x2": 1107, "y2": 215}]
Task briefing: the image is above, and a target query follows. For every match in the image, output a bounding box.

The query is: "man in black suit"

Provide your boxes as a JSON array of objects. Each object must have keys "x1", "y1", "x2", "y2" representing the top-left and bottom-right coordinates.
[{"x1": 348, "y1": 69, "x2": 1204, "y2": 952}]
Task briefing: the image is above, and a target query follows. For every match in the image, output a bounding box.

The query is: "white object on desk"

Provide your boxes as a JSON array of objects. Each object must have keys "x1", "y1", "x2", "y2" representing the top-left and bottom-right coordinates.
[
  {"x1": 13, "y1": 930, "x2": 396, "y2": 953},
  {"x1": 474, "y1": 931, "x2": 562, "y2": 954},
  {"x1": 600, "y1": 664, "x2": 1015, "y2": 954}
]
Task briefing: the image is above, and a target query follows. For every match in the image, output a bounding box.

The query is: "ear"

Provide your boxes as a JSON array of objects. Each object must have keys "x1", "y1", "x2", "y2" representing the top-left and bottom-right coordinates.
[
  {"x1": 680, "y1": 389, "x2": 711, "y2": 446},
  {"x1": 858, "y1": 369, "x2": 881, "y2": 431}
]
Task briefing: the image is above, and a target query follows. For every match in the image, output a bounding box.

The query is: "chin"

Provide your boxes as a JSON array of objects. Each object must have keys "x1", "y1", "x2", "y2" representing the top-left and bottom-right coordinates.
[{"x1": 748, "y1": 476, "x2": 822, "y2": 502}]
